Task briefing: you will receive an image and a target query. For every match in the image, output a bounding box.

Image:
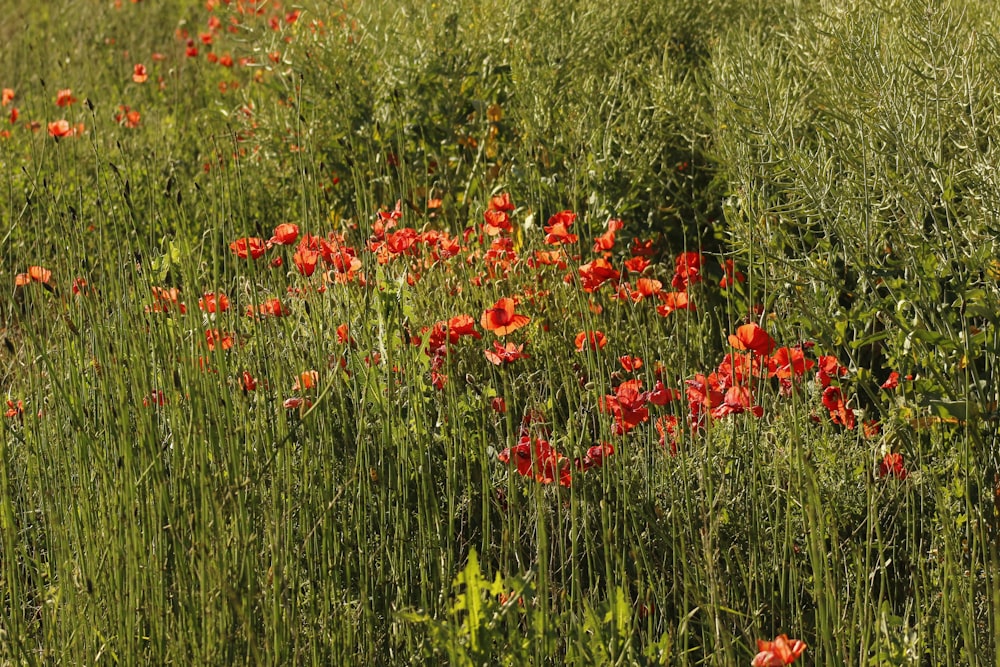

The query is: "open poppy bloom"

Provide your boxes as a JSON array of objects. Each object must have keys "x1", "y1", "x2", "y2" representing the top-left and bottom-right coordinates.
[
  {"x1": 498, "y1": 436, "x2": 572, "y2": 487},
  {"x1": 821, "y1": 385, "x2": 855, "y2": 429},
  {"x1": 728, "y1": 323, "x2": 775, "y2": 356},
  {"x1": 55, "y1": 89, "x2": 77, "y2": 107},
  {"x1": 482, "y1": 209, "x2": 511, "y2": 236},
  {"x1": 543, "y1": 210, "x2": 578, "y2": 245},
  {"x1": 878, "y1": 452, "x2": 908, "y2": 480},
  {"x1": 656, "y1": 291, "x2": 693, "y2": 317},
  {"x1": 751, "y1": 634, "x2": 806, "y2": 666},
  {"x1": 47, "y1": 120, "x2": 72, "y2": 138},
  {"x1": 481, "y1": 297, "x2": 529, "y2": 336},
  {"x1": 198, "y1": 292, "x2": 229, "y2": 313},
  {"x1": 15, "y1": 265, "x2": 52, "y2": 286},
  {"x1": 132, "y1": 64, "x2": 148, "y2": 83},
  {"x1": 229, "y1": 237, "x2": 269, "y2": 259},
  {"x1": 270, "y1": 223, "x2": 299, "y2": 245},
  {"x1": 574, "y1": 330, "x2": 607, "y2": 351},
  {"x1": 1, "y1": 88, "x2": 14, "y2": 106},
  {"x1": 484, "y1": 341, "x2": 530, "y2": 365}
]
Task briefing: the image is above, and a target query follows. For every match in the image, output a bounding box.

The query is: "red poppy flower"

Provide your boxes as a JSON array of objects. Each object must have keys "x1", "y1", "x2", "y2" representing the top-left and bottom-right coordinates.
[
  {"x1": 648, "y1": 380, "x2": 680, "y2": 406},
  {"x1": 656, "y1": 415, "x2": 680, "y2": 455},
  {"x1": 482, "y1": 209, "x2": 511, "y2": 236},
  {"x1": 578, "y1": 258, "x2": 620, "y2": 292},
  {"x1": 5, "y1": 399, "x2": 24, "y2": 419},
  {"x1": 229, "y1": 237, "x2": 268, "y2": 259},
  {"x1": 623, "y1": 256, "x2": 650, "y2": 274},
  {"x1": 593, "y1": 218, "x2": 623, "y2": 252},
  {"x1": 600, "y1": 380, "x2": 649, "y2": 434},
  {"x1": 270, "y1": 222, "x2": 299, "y2": 245},
  {"x1": 240, "y1": 371, "x2": 258, "y2": 391},
  {"x1": 619, "y1": 355, "x2": 643, "y2": 371},
  {"x1": 481, "y1": 297, "x2": 530, "y2": 336},
  {"x1": 198, "y1": 292, "x2": 230, "y2": 313},
  {"x1": 543, "y1": 210, "x2": 578, "y2": 245},
  {"x1": 768, "y1": 346, "x2": 815, "y2": 382},
  {"x1": 576, "y1": 442, "x2": 614, "y2": 471},
  {"x1": 204, "y1": 329, "x2": 234, "y2": 351},
  {"x1": 728, "y1": 323, "x2": 775, "y2": 356},
  {"x1": 490, "y1": 396, "x2": 507, "y2": 413},
  {"x1": 751, "y1": 635, "x2": 806, "y2": 666},
  {"x1": 881, "y1": 372, "x2": 900, "y2": 390},
  {"x1": 574, "y1": 331, "x2": 607, "y2": 351},
  {"x1": 55, "y1": 89, "x2": 77, "y2": 107},
  {"x1": 292, "y1": 370, "x2": 319, "y2": 392},
  {"x1": 671, "y1": 251, "x2": 702, "y2": 290},
  {"x1": 498, "y1": 436, "x2": 572, "y2": 487},
  {"x1": 630, "y1": 237, "x2": 657, "y2": 257},
  {"x1": 15, "y1": 265, "x2": 52, "y2": 286},
  {"x1": 484, "y1": 341, "x2": 530, "y2": 365},
  {"x1": 488, "y1": 192, "x2": 514, "y2": 212},
  {"x1": 47, "y1": 120, "x2": 72, "y2": 138},
  {"x1": 1, "y1": 88, "x2": 14, "y2": 107},
  {"x1": 132, "y1": 64, "x2": 148, "y2": 83},
  {"x1": 143, "y1": 390, "x2": 168, "y2": 408},
  {"x1": 336, "y1": 323, "x2": 353, "y2": 346},
  {"x1": 821, "y1": 385, "x2": 855, "y2": 429},
  {"x1": 656, "y1": 291, "x2": 693, "y2": 317},
  {"x1": 878, "y1": 452, "x2": 908, "y2": 480},
  {"x1": 293, "y1": 247, "x2": 319, "y2": 276},
  {"x1": 816, "y1": 355, "x2": 848, "y2": 387},
  {"x1": 719, "y1": 259, "x2": 746, "y2": 288}
]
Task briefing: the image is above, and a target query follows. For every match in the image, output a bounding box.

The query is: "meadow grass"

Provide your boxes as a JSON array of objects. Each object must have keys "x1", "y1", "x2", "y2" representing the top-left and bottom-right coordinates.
[{"x1": 1, "y1": 0, "x2": 998, "y2": 664}]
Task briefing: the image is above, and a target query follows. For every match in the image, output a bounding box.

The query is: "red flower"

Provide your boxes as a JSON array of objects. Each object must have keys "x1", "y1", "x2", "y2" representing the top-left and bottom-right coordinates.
[
  {"x1": 574, "y1": 331, "x2": 607, "y2": 351},
  {"x1": 15, "y1": 265, "x2": 52, "y2": 286},
  {"x1": 490, "y1": 396, "x2": 507, "y2": 413},
  {"x1": 498, "y1": 436, "x2": 572, "y2": 487},
  {"x1": 204, "y1": 329, "x2": 234, "y2": 351},
  {"x1": 578, "y1": 258, "x2": 620, "y2": 292},
  {"x1": 229, "y1": 237, "x2": 269, "y2": 259},
  {"x1": 719, "y1": 259, "x2": 746, "y2": 288},
  {"x1": 593, "y1": 218, "x2": 623, "y2": 253},
  {"x1": 600, "y1": 379, "x2": 649, "y2": 434},
  {"x1": 482, "y1": 209, "x2": 511, "y2": 236},
  {"x1": 292, "y1": 370, "x2": 319, "y2": 392},
  {"x1": 5, "y1": 399, "x2": 24, "y2": 419},
  {"x1": 240, "y1": 371, "x2": 258, "y2": 391},
  {"x1": 821, "y1": 386, "x2": 855, "y2": 429},
  {"x1": 1, "y1": 88, "x2": 13, "y2": 107},
  {"x1": 671, "y1": 251, "x2": 702, "y2": 290},
  {"x1": 543, "y1": 210, "x2": 578, "y2": 245},
  {"x1": 55, "y1": 89, "x2": 77, "y2": 107},
  {"x1": 768, "y1": 346, "x2": 815, "y2": 382},
  {"x1": 648, "y1": 380, "x2": 680, "y2": 406},
  {"x1": 132, "y1": 64, "x2": 148, "y2": 83},
  {"x1": 879, "y1": 452, "x2": 908, "y2": 480},
  {"x1": 198, "y1": 292, "x2": 229, "y2": 313},
  {"x1": 47, "y1": 120, "x2": 72, "y2": 138},
  {"x1": 270, "y1": 223, "x2": 299, "y2": 245},
  {"x1": 293, "y1": 247, "x2": 319, "y2": 276},
  {"x1": 881, "y1": 372, "x2": 900, "y2": 390},
  {"x1": 488, "y1": 193, "x2": 514, "y2": 212},
  {"x1": 576, "y1": 442, "x2": 614, "y2": 471},
  {"x1": 728, "y1": 323, "x2": 775, "y2": 356},
  {"x1": 484, "y1": 341, "x2": 530, "y2": 365},
  {"x1": 751, "y1": 634, "x2": 806, "y2": 666},
  {"x1": 656, "y1": 291, "x2": 693, "y2": 317},
  {"x1": 623, "y1": 256, "x2": 650, "y2": 274},
  {"x1": 619, "y1": 355, "x2": 643, "y2": 372},
  {"x1": 481, "y1": 297, "x2": 530, "y2": 336},
  {"x1": 816, "y1": 355, "x2": 848, "y2": 387}
]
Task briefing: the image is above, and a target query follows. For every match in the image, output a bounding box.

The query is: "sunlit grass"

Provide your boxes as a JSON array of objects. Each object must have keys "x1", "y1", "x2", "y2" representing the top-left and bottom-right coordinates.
[{"x1": 1, "y1": 0, "x2": 998, "y2": 664}]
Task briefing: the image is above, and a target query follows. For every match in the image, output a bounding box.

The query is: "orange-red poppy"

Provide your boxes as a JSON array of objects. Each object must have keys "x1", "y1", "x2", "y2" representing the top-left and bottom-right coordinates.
[
  {"x1": 574, "y1": 330, "x2": 607, "y2": 351},
  {"x1": 751, "y1": 635, "x2": 806, "y2": 666},
  {"x1": 481, "y1": 297, "x2": 529, "y2": 336},
  {"x1": 879, "y1": 452, "x2": 908, "y2": 480},
  {"x1": 1, "y1": 88, "x2": 14, "y2": 107},
  {"x1": 55, "y1": 89, "x2": 77, "y2": 107},
  {"x1": 229, "y1": 237, "x2": 269, "y2": 259},
  {"x1": 47, "y1": 120, "x2": 72, "y2": 138},
  {"x1": 15, "y1": 265, "x2": 52, "y2": 286},
  {"x1": 132, "y1": 64, "x2": 148, "y2": 83},
  {"x1": 728, "y1": 323, "x2": 775, "y2": 356},
  {"x1": 270, "y1": 223, "x2": 299, "y2": 245}
]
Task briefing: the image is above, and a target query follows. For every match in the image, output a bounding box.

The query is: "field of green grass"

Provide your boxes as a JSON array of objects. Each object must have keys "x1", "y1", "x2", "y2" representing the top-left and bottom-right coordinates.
[{"x1": 1, "y1": 0, "x2": 999, "y2": 664}]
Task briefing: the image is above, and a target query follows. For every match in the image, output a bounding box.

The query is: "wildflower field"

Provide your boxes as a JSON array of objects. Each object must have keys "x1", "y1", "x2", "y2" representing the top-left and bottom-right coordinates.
[{"x1": 2, "y1": 0, "x2": 999, "y2": 663}]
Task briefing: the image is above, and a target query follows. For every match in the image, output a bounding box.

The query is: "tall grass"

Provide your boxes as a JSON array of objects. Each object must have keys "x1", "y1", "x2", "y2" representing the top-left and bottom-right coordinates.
[{"x1": 1, "y1": 0, "x2": 998, "y2": 664}]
